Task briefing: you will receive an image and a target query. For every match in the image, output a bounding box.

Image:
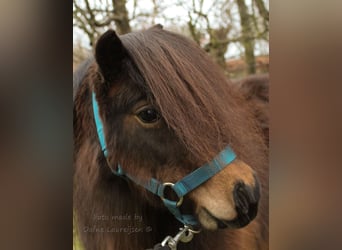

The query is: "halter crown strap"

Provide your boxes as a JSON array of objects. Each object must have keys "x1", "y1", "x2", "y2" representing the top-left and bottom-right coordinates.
[{"x1": 92, "y1": 91, "x2": 236, "y2": 226}]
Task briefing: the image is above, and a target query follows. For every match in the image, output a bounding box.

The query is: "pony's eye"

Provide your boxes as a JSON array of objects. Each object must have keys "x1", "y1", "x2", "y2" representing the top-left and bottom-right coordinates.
[{"x1": 137, "y1": 108, "x2": 160, "y2": 123}]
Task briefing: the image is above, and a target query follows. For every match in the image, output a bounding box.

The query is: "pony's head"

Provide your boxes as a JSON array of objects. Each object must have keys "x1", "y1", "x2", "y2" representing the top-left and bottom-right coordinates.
[{"x1": 89, "y1": 25, "x2": 266, "y2": 231}]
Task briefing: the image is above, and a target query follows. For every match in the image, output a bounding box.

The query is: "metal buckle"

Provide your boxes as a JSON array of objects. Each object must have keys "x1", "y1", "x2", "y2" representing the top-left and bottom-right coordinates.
[{"x1": 160, "y1": 182, "x2": 184, "y2": 207}]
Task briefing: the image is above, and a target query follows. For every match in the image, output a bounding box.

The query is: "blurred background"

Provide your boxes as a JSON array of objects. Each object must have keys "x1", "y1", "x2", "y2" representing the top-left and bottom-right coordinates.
[{"x1": 73, "y1": 0, "x2": 269, "y2": 79}]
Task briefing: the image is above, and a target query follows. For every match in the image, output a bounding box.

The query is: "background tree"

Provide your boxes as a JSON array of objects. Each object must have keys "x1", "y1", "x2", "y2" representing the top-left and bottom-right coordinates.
[
  {"x1": 73, "y1": 0, "x2": 132, "y2": 46},
  {"x1": 73, "y1": 0, "x2": 269, "y2": 78},
  {"x1": 254, "y1": 0, "x2": 269, "y2": 27},
  {"x1": 236, "y1": 0, "x2": 256, "y2": 74},
  {"x1": 186, "y1": 0, "x2": 233, "y2": 70}
]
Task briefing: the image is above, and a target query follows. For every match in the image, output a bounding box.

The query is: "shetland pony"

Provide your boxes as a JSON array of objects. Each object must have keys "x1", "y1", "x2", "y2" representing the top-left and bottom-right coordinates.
[{"x1": 73, "y1": 25, "x2": 268, "y2": 250}]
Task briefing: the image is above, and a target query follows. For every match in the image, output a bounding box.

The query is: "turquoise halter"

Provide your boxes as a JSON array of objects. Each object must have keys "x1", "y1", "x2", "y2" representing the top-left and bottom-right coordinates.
[{"x1": 92, "y1": 92, "x2": 236, "y2": 226}]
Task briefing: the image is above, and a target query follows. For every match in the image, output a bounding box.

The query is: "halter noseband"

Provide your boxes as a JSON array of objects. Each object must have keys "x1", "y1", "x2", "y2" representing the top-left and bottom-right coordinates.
[{"x1": 92, "y1": 92, "x2": 236, "y2": 227}]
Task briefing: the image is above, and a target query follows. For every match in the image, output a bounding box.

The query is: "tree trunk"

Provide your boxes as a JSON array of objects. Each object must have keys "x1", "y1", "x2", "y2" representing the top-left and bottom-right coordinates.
[
  {"x1": 112, "y1": 0, "x2": 131, "y2": 34},
  {"x1": 205, "y1": 27, "x2": 230, "y2": 71},
  {"x1": 236, "y1": 0, "x2": 256, "y2": 74}
]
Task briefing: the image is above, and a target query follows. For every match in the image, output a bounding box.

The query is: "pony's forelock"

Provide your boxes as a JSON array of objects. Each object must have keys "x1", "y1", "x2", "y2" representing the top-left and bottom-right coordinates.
[{"x1": 120, "y1": 28, "x2": 266, "y2": 165}]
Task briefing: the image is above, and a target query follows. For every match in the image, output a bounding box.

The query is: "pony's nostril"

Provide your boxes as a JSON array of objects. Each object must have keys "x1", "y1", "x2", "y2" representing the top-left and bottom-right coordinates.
[
  {"x1": 233, "y1": 182, "x2": 259, "y2": 218},
  {"x1": 236, "y1": 185, "x2": 250, "y2": 214}
]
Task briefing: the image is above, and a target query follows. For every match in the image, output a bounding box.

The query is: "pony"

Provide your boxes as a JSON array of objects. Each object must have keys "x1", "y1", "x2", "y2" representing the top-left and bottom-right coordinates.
[{"x1": 73, "y1": 25, "x2": 268, "y2": 250}]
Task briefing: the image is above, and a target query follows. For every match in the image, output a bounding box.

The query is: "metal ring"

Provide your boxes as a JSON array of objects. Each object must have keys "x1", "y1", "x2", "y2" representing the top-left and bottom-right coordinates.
[
  {"x1": 187, "y1": 227, "x2": 201, "y2": 234},
  {"x1": 161, "y1": 182, "x2": 184, "y2": 207}
]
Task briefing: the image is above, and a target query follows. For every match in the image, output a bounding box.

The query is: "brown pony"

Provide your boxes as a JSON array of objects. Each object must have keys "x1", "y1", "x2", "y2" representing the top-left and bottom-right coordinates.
[{"x1": 73, "y1": 25, "x2": 268, "y2": 250}]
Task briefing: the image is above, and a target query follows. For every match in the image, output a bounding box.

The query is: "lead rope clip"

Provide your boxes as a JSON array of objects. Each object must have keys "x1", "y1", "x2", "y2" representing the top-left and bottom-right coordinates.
[{"x1": 160, "y1": 225, "x2": 200, "y2": 250}]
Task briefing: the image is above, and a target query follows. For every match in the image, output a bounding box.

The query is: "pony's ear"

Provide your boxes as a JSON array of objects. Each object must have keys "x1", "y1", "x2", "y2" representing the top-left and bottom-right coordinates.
[{"x1": 95, "y1": 29, "x2": 128, "y2": 81}]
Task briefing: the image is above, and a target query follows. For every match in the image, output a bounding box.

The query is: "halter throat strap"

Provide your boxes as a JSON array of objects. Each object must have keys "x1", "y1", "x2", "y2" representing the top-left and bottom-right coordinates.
[{"x1": 92, "y1": 92, "x2": 236, "y2": 226}]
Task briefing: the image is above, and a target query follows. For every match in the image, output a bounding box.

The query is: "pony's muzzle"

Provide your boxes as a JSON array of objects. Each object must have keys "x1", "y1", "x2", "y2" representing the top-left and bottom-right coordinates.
[{"x1": 189, "y1": 160, "x2": 261, "y2": 230}]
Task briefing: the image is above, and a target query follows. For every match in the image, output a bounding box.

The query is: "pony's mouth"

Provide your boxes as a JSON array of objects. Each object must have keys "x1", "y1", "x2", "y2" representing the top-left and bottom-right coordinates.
[{"x1": 200, "y1": 202, "x2": 258, "y2": 230}]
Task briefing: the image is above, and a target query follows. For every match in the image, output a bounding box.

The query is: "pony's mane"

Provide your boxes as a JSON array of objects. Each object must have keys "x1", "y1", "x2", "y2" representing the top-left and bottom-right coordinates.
[
  {"x1": 235, "y1": 73, "x2": 269, "y2": 103},
  {"x1": 73, "y1": 57, "x2": 93, "y2": 101},
  {"x1": 120, "y1": 27, "x2": 266, "y2": 165}
]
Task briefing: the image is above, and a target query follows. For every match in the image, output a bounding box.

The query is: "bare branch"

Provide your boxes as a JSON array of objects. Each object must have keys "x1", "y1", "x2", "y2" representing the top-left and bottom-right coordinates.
[
  {"x1": 132, "y1": 0, "x2": 138, "y2": 19},
  {"x1": 254, "y1": 0, "x2": 269, "y2": 22}
]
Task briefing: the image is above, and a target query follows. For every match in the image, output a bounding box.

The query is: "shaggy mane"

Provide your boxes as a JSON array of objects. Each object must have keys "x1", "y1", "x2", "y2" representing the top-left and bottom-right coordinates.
[{"x1": 120, "y1": 27, "x2": 267, "y2": 166}]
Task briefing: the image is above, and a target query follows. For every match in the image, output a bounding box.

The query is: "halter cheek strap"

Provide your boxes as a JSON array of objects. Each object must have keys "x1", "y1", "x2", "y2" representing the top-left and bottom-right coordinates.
[
  {"x1": 92, "y1": 92, "x2": 236, "y2": 226},
  {"x1": 92, "y1": 92, "x2": 108, "y2": 157}
]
